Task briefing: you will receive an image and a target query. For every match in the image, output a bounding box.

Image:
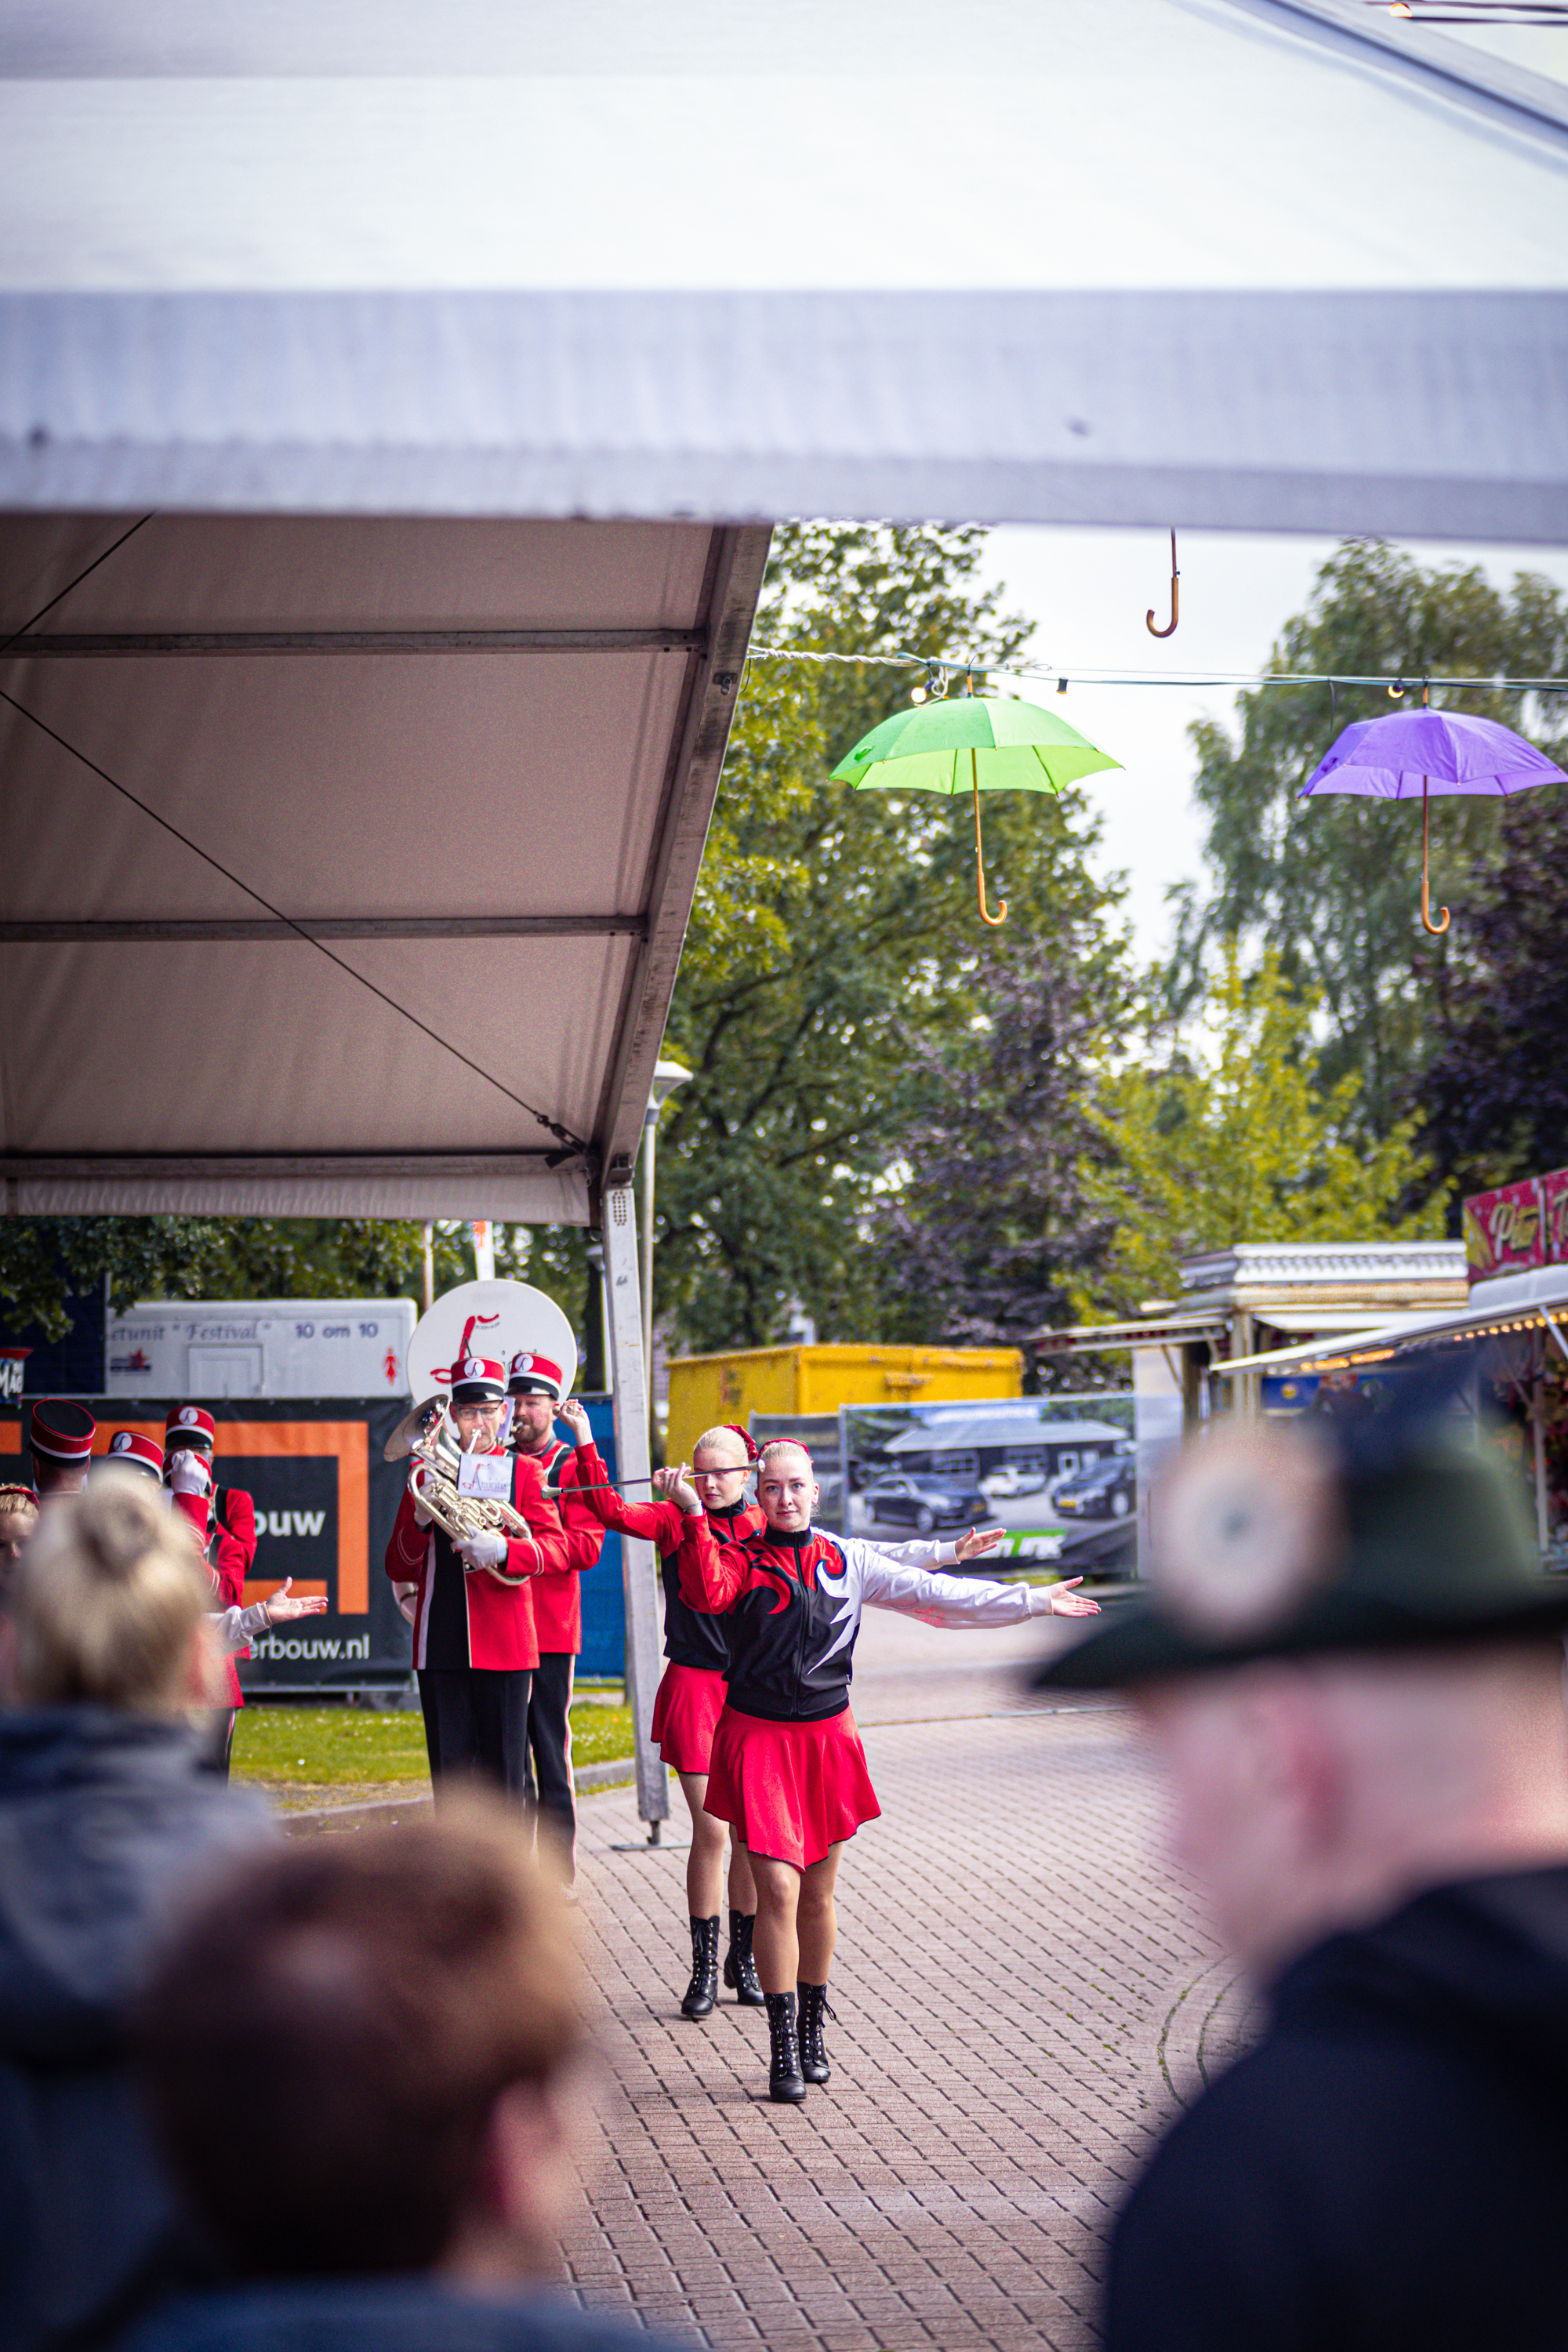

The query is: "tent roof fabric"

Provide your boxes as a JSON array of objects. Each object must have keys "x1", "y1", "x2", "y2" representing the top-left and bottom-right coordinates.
[
  {"x1": 2, "y1": 0, "x2": 1566, "y2": 537},
  {"x1": 2, "y1": 2, "x2": 1563, "y2": 1224},
  {"x1": 0, "y1": 513, "x2": 770, "y2": 1218}
]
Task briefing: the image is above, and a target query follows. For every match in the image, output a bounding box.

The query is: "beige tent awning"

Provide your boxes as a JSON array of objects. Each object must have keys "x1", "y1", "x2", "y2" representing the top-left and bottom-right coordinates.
[{"x1": 0, "y1": 513, "x2": 768, "y2": 1218}]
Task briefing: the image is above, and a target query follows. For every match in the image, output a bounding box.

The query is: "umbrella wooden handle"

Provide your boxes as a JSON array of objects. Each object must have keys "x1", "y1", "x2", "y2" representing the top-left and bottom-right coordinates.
[
  {"x1": 1146, "y1": 528, "x2": 1180, "y2": 639},
  {"x1": 972, "y1": 753, "x2": 1007, "y2": 926},
  {"x1": 1421, "y1": 777, "x2": 1450, "y2": 936}
]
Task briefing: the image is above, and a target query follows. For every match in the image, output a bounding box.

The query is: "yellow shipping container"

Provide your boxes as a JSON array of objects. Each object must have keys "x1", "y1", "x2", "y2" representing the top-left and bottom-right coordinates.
[{"x1": 666, "y1": 1345, "x2": 1022, "y2": 1466}]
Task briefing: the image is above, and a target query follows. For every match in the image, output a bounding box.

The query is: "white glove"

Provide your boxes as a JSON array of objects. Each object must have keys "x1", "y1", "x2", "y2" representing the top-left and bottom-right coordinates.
[
  {"x1": 456, "y1": 1530, "x2": 510, "y2": 1571},
  {"x1": 169, "y1": 1452, "x2": 212, "y2": 1498}
]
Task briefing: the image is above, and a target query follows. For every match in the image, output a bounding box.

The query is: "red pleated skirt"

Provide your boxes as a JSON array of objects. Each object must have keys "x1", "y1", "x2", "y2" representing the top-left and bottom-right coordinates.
[
  {"x1": 651, "y1": 1661, "x2": 729, "y2": 1775},
  {"x1": 703, "y1": 1704, "x2": 881, "y2": 1871}
]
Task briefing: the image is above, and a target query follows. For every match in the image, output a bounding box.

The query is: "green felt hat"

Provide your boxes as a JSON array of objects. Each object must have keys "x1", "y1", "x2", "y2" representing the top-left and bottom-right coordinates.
[{"x1": 1035, "y1": 1411, "x2": 1568, "y2": 1691}]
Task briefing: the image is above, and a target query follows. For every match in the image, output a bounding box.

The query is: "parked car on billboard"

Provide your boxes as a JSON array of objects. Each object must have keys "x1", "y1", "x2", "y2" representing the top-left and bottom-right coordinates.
[
  {"x1": 1053, "y1": 1454, "x2": 1136, "y2": 1521},
  {"x1": 862, "y1": 1472, "x2": 991, "y2": 1534},
  {"x1": 982, "y1": 1464, "x2": 1047, "y2": 1499}
]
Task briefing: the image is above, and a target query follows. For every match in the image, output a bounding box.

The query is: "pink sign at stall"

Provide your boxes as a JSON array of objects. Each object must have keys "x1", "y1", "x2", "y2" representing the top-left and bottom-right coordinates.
[
  {"x1": 1541, "y1": 1169, "x2": 1568, "y2": 1266},
  {"x1": 1463, "y1": 1177, "x2": 1546, "y2": 1283}
]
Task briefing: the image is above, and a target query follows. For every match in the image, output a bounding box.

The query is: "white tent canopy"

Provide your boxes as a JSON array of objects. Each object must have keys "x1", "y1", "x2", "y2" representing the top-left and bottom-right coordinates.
[
  {"x1": 2, "y1": 0, "x2": 1566, "y2": 538},
  {"x1": 0, "y1": 512, "x2": 767, "y2": 1220}
]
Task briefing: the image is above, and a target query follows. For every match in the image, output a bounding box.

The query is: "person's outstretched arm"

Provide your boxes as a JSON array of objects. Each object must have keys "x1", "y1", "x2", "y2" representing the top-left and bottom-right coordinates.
[
  {"x1": 864, "y1": 1525, "x2": 1007, "y2": 1571},
  {"x1": 849, "y1": 1540, "x2": 1102, "y2": 1629}
]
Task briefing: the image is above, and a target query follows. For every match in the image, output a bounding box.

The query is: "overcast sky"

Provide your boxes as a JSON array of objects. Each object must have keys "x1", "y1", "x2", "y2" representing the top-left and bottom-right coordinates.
[{"x1": 973, "y1": 525, "x2": 1568, "y2": 966}]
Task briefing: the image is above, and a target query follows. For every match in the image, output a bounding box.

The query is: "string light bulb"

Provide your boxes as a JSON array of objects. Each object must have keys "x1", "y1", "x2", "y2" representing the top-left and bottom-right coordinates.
[
  {"x1": 1388, "y1": 678, "x2": 1406, "y2": 699},
  {"x1": 1057, "y1": 678, "x2": 1069, "y2": 695}
]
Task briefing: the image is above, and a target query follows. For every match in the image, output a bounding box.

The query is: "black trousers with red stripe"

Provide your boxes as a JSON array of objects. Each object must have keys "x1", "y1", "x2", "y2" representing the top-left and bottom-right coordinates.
[
  {"x1": 418, "y1": 1667, "x2": 532, "y2": 1800},
  {"x1": 524, "y1": 1650, "x2": 576, "y2": 1872}
]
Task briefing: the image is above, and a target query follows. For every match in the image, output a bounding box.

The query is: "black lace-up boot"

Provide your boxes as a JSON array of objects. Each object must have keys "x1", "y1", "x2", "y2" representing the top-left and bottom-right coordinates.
[
  {"x1": 764, "y1": 1990, "x2": 808, "y2": 2103},
  {"x1": 681, "y1": 1915, "x2": 720, "y2": 2019},
  {"x1": 724, "y1": 1909, "x2": 765, "y2": 2006},
  {"x1": 797, "y1": 1980, "x2": 836, "y2": 2085}
]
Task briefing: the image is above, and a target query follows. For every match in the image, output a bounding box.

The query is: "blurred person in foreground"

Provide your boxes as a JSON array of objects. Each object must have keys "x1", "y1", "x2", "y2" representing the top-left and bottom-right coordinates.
[
  {"x1": 0, "y1": 1480, "x2": 39, "y2": 1604},
  {"x1": 125, "y1": 1805, "x2": 651, "y2": 2352},
  {"x1": 0, "y1": 1472, "x2": 275, "y2": 2352},
  {"x1": 1033, "y1": 1389, "x2": 1568, "y2": 2352}
]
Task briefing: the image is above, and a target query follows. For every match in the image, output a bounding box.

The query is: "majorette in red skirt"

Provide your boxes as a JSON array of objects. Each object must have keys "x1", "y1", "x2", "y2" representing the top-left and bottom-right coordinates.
[{"x1": 667, "y1": 1439, "x2": 1101, "y2": 2103}]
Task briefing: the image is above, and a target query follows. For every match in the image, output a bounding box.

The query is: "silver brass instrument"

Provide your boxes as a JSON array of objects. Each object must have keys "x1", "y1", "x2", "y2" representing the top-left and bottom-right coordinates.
[{"x1": 408, "y1": 1408, "x2": 531, "y2": 1545}]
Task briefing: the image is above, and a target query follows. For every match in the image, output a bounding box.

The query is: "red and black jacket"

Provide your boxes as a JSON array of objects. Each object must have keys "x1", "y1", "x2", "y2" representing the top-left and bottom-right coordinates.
[
  {"x1": 575, "y1": 1442, "x2": 762, "y2": 1672},
  {"x1": 677, "y1": 1519, "x2": 858, "y2": 1723},
  {"x1": 383, "y1": 1450, "x2": 570, "y2": 1674}
]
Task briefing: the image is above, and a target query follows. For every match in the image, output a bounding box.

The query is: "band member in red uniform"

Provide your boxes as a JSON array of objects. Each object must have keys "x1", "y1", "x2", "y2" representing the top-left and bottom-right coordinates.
[
  {"x1": 662, "y1": 1439, "x2": 1102, "y2": 2103},
  {"x1": 384, "y1": 1328, "x2": 572, "y2": 1799},
  {"x1": 505, "y1": 1350, "x2": 604, "y2": 1885},
  {"x1": 560, "y1": 1406, "x2": 766, "y2": 2016},
  {"x1": 27, "y1": 1399, "x2": 95, "y2": 1501},
  {"x1": 160, "y1": 1406, "x2": 257, "y2": 1778}
]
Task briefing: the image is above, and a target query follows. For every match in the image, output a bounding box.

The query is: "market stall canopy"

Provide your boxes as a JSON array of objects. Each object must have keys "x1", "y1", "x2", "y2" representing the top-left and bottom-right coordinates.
[
  {"x1": 2, "y1": 0, "x2": 1566, "y2": 539},
  {"x1": 1218, "y1": 1269, "x2": 1568, "y2": 1377}
]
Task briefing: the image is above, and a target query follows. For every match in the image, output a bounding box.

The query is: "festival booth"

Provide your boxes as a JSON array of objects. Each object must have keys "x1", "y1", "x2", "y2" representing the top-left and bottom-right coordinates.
[
  {"x1": 1218, "y1": 1176, "x2": 1568, "y2": 1563},
  {"x1": 2, "y1": 0, "x2": 1563, "y2": 1824}
]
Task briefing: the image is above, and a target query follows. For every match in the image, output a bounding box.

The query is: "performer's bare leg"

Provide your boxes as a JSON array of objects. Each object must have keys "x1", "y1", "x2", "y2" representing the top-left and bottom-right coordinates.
[
  {"x1": 751, "y1": 1844, "x2": 843, "y2": 1995},
  {"x1": 677, "y1": 1769, "x2": 730, "y2": 1917}
]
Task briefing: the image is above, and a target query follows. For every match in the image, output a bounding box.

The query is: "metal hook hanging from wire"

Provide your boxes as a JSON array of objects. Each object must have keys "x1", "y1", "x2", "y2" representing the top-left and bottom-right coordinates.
[{"x1": 1146, "y1": 529, "x2": 1180, "y2": 639}]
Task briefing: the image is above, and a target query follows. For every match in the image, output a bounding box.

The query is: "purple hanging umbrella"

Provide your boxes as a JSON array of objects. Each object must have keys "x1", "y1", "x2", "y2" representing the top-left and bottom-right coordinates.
[{"x1": 1299, "y1": 708, "x2": 1566, "y2": 936}]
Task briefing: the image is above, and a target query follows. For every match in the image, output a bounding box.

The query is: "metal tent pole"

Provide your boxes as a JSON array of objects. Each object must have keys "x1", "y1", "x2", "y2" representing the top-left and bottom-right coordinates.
[{"x1": 601, "y1": 1182, "x2": 672, "y2": 1845}]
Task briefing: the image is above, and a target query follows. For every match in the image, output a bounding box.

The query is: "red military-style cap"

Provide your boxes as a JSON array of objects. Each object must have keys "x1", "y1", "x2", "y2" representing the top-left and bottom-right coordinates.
[
  {"x1": 165, "y1": 1404, "x2": 217, "y2": 1452},
  {"x1": 441, "y1": 1316, "x2": 508, "y2": 1405},
  {"x1": 103, "y1": 1429, "x2": 165, "y2": 1482},
  {"x1": 506, "y1": 1348, "x2": 564, "y2": 1402},
  {"x1": 28, "y1": 1399, "x2": 96, "y2": 1463}
]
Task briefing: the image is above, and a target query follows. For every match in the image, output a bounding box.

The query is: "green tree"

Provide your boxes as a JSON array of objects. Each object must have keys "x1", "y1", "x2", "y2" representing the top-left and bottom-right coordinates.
[
  {"x1": 873, "y1": 924, "x2": 1124, "y2": 1362},
  {"x1": 0, "y1": 1218, "x2": 452, "y2": 1341},
  {"x1": 1081, "y1": 947, "x2": 1445, "y2": 1317},
  {"x1": 656, "y1": 521, "x2": 1128, "y2": 1352},
  {"x1": 1170, "y1": 542, "x2": 1568, "y2": 1138}
]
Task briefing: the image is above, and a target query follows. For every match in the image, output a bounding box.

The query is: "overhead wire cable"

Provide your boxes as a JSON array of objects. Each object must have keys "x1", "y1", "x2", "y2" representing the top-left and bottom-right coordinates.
[
  {"x1": 744, "y1": 644, "x2": 1568, "y2": 694},
  {"x1": 0, "y1": 684, "x2": 589, "y2": 1154},
  {"x1": 0, "y1": 513, "x2": 156, "y2": 664}
]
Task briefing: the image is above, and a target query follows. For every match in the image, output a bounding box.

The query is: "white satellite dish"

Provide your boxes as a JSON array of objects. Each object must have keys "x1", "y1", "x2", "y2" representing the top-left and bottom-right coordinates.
[{"x1": 407, "y1": 1279, "x2": 579, "y2": 1409}]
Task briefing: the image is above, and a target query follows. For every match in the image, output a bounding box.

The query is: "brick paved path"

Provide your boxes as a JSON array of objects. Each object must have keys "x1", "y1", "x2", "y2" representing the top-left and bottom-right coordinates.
[{"x1": 558, "y1": 1607, "x2": 1256, "y2": 2352}]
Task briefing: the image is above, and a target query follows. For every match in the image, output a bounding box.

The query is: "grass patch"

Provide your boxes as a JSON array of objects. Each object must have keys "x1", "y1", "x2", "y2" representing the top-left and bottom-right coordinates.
[{"x1": 234, "y1": 1699, "x2": 637, "y2": 1802}]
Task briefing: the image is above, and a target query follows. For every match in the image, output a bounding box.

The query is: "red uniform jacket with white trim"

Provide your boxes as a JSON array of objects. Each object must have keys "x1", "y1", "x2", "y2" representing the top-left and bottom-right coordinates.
[
  {"x1": 172, "y1": 1486, "x2": 254, "y2": 1708},
  {"x1": 383, "y1": 1449, "x2": 570, "y2": 1672},
  {"x1": 575, "y1": 1439, "x2": 762, "y2": 1671},
  {"x1": 510, "y1": 1437, "x2": 605, "y2": 1656}
]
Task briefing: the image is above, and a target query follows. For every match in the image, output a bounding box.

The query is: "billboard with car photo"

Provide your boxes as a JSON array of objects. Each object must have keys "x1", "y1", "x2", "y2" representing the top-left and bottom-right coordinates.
[{"x1": 835, "y1": 1395, "x2": 1135, "y2": 1569}]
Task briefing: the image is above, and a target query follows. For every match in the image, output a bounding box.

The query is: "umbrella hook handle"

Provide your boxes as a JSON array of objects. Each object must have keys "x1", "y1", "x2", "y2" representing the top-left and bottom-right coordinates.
[
  {"x1": 971, "y1": 750, "x2": 1007, "y2": 927},
  {"x1": 1146, "y1": 528, "x2": 1179, "y2": 639},
  {"x1": 1421, "y1": 777, "x2": 1450, "y2": 937}
]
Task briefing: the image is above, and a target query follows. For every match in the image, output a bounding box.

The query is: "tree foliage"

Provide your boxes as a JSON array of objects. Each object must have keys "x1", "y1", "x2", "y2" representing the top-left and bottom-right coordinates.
[
  {"x1": 1171, "y1": 543, "x2": 1568, "y2": 1138},
  {"x1": 1081, "y1": 948, "x2": 1445, "y2": 1317},
  {"x1": 655, "y1": 521, "x2": 1129, "y2": 1352},
  {"x1": 1414, "y1": 785, "x2": 1568, "y2": 1202},
  {"x1": 871, "y1": 925, "x2": 1123, "y2": 1361}
]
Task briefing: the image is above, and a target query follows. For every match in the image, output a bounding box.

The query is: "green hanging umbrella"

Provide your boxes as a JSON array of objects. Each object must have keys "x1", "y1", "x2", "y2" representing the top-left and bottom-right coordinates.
[{"x1": 828, "y1": 693, "x2": 1120, "y2": 925}]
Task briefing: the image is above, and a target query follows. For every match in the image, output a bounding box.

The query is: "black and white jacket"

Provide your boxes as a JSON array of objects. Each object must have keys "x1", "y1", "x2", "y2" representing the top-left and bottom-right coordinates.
[{"x1": 677, "y1": 1518, "x2": 1055, "y2": 1723}]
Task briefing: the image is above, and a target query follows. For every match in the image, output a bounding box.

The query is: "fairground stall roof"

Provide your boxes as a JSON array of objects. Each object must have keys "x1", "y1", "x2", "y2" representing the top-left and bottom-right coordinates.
[{"x1": 1, "y1": 0, "x2": 1566, "y2": 1221}]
